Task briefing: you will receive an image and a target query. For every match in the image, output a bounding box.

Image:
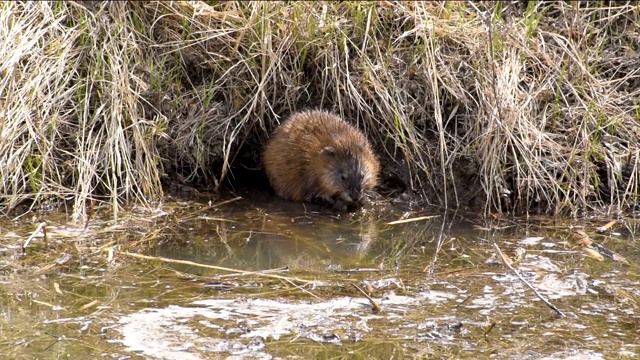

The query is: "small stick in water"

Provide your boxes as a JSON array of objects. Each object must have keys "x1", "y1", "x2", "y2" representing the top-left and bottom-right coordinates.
[
  {"x1": 493, "y1": 243, "x2": 565, "y2": 318},
  {"x1": 22, "y1": 222, "x2": 47, "y2": 254},
  {"x1": 351, "y1": 283, "x2": 382, "y2": 313},
  {"x1": 483, "y1": 321, "x2": 496, "y2": 337}
]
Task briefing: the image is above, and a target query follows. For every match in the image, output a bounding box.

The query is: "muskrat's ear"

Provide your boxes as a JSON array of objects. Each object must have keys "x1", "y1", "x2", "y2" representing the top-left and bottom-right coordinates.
[{"x1": 320, "y1": 146, "x2": 336, "y2": 157}]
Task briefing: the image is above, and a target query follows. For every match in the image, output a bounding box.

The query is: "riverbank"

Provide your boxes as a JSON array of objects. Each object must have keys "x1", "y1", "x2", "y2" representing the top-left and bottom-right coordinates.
[{"x1": 2, "y1": 1, "x2": 638, "y2": 219}]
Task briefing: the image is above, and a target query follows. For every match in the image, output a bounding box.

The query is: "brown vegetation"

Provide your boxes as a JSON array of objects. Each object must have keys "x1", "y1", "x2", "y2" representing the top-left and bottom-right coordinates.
[{"x1": 1, "y1": 1, "x2": 639, "y2": 219}]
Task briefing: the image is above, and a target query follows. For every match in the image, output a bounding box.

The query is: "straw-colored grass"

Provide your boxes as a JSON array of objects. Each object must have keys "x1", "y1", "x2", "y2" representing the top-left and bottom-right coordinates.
[{"x1": 1, "y1": 1, "x2": 639, "y2": 219}]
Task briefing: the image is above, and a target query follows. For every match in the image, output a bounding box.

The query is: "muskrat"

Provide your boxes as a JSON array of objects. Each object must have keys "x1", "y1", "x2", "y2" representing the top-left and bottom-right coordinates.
[{"x1": 263, "y1": 109, "x2": 380, "y2": 211}]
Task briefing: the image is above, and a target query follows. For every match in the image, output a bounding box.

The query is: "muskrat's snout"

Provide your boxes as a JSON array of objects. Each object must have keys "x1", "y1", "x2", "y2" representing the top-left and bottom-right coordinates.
[
  {"x1": 336, "y1": 189, "x2": 364, "y2": 211},
  {"x1": 351, "y1": 190, "x2": 363, "y2": 206}
]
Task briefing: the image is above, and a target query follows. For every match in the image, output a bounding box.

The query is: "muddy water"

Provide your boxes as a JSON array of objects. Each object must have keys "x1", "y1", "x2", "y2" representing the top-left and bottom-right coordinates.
[{"x1": 0, "y1": 193, "x2": 638, "y2": 359}]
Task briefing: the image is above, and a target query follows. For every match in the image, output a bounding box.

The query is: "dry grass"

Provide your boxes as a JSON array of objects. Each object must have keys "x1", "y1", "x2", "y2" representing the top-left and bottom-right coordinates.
[
  {"x1": 0, "y1": 1, "x2": 162, "y2": 219},
  {"x1": 1, "y1": 1, "x2": 639, "y2": 219}
]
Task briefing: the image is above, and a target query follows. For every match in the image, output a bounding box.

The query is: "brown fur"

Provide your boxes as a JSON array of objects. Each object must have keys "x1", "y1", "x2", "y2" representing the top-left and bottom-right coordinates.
[{"x1": 263, "y1": 110, "x2": 380, "y2": 211}]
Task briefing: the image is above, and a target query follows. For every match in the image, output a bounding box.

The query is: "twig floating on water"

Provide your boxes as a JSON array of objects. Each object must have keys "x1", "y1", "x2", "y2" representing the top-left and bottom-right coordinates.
[
  {"x1": 483, "y1": 321, "x2": 497, "y2": 337},
  {"x1": 387, "y1": 215, "x2": 439, "y2": 225},
  {"x1": 351, "y1": 283, "x2": 382, "y2": 313},
  {"x1": 284, "y1": 278, "x2": 321, "y2": 300},
  {"x1": 210, "y1": 196, "x2": 243, "y2": 209},
  {"x1": 197, "y1": 216, "x2": 238, "y2": 222},
  {"x1": 335, "y1": 268, "x2": 388, "y2": 273},
  {"x1": 596, "y1": 220, "x2": 616, "y2": 233},
  {"x1": 22, "y1": 222, "x2": 47, "y2": 253},
  {"x1": 122, "y1": 252, "x2": 312, "y2": 284},
  {"x1": 493, "y1": 243, "x2": 565, "y2": 318},
  {"x1": 178, "y1": 196, "x2": 243, "y2": 222},
  {"x1": 216, "y1": 266, "x2": 290, "y2": 278}
]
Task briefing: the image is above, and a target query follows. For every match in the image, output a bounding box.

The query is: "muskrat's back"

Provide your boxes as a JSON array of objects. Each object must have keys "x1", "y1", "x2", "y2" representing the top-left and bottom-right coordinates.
[{"x1": 263, "y1": 110, "x2": 379, "y2": 211}]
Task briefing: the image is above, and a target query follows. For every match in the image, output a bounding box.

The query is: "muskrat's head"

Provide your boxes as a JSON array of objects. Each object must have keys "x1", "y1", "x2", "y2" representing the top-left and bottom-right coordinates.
[{"x1": 317, "y1": 145, "x2": 370, "y2": 211}]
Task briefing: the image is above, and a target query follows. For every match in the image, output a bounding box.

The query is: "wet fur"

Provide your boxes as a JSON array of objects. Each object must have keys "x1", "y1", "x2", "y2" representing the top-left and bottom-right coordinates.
[{"x1": 263, "y1": 110, "x2": 380, "y2": 211}]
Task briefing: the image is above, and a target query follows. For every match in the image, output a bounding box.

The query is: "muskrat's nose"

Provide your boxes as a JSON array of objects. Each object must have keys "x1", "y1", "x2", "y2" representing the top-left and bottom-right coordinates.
[{"x1": 339, "y1": 192, "x2": 354, "y2": 204}]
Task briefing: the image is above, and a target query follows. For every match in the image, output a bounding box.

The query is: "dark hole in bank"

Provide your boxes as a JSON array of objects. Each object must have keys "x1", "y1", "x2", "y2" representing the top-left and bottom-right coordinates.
[{"x1": 222, "y1": 140, "x2": 272, "y2": 195}]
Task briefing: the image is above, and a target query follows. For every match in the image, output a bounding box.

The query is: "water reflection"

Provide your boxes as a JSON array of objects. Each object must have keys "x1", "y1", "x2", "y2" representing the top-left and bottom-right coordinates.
[{"x1": 154, "y1": 193, "x2": 473, "y2": 274}]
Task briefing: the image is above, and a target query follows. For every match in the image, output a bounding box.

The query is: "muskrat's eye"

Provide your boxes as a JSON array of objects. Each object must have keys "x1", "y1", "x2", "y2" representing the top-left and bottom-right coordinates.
[
  {"x1": 321, "y1": 146, "x2": 336, "y2": 157},
  {"x1": 340, "y1": 174, "x2": 347, "y2": 181}
]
